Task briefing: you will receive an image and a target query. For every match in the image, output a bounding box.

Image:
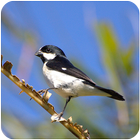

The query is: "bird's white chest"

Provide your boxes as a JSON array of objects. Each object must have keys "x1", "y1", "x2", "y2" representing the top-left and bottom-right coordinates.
[
  {"x1": 42, "y1": 63, "x2": 54, "y2": 88},
  {"x1": 42, "y1": 62, "x2": 82, "y2": 98}
]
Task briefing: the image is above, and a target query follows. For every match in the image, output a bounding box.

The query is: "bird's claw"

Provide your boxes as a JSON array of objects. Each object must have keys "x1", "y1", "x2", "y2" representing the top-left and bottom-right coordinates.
[
  {"x1": 51, "y1": 113, "x2": 65, "y2": 122},
  {"x1": 30, "y1": 89, "x2": 48, "y2": 100}
]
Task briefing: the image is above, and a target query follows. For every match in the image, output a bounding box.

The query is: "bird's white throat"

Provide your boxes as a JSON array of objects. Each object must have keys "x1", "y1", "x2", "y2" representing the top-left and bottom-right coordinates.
[{"x1": 43, "y1": 53, "x2": 56, "y2": 60}]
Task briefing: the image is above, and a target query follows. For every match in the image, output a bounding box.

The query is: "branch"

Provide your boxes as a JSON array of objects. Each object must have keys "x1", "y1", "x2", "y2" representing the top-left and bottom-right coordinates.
[{"x1": 1, "y1": 55, "x2": 90, "y2": 139}]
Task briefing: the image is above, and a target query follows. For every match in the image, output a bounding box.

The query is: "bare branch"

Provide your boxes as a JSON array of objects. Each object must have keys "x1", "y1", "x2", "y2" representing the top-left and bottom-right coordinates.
[{"x1": 1, "y1": 55, "x2": 90, "y2": 139}]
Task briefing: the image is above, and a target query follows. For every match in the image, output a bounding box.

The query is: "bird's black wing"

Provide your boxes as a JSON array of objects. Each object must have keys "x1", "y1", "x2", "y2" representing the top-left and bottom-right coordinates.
[
  {"x1": 46, "y1": 56, "x2": 125, "y2": 101},
  {"x1": 46, "y1": 55, "x2": 96, "y2": 86}
]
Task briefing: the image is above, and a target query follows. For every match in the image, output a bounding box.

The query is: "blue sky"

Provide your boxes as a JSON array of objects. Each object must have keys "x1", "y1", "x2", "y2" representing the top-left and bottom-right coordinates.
[{"x1": 1, "y1": 1, "x2": 139, "y2": 138}]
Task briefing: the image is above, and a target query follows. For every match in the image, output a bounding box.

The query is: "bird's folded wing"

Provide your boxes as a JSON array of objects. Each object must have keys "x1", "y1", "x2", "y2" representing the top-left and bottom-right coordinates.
[{"x1": 46, "y1": 56, "x2": 96, "y2": 86}]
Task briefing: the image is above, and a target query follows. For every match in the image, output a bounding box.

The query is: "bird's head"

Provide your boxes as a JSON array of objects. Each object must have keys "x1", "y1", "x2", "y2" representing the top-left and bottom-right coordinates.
[{"x1": 35, "y1": 45, "x2": 66, "y2": 62}]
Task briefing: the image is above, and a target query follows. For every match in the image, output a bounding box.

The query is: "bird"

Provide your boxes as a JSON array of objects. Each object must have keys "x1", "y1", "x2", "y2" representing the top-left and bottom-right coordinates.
[{"x1": 35, "y1": 45, "x2": 125, "y2": 119}]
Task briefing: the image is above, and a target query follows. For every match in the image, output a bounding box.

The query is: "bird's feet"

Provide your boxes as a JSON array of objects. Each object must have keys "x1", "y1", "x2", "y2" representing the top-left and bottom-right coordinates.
[
  {"x1": 51, "y1": 112, "x2": 65, "y2": 122},
  {"x1": 30, "y1": 89, "x2": 50, "y2": 100},
  {"x1": 38, "y1": 89, "x2": 46, "y2": 94},
  {"x1": 58, "y1": 112, "x2": 64, "y2": 120}
]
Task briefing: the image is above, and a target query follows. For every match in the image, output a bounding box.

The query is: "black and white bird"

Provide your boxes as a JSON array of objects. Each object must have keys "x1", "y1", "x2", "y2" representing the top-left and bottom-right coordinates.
[{"x1": 35, "y1": 45, "x2": 125, "y2": 119}]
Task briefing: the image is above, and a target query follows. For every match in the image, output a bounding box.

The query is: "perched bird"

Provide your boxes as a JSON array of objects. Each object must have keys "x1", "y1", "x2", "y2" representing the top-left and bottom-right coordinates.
[{"x1": 35, "y1": 45, "x2": 125, "y2": 119}]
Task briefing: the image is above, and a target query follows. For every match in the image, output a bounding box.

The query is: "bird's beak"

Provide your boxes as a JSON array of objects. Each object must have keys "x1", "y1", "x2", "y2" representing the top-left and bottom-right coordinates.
[{"x1": 35, "y1": 50, "x2": 42, "y2": 57}]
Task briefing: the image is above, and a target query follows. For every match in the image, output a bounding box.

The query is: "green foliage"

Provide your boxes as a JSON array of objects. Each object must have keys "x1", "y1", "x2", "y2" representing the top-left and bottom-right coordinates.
[{"x1": 95, "y1": 22, "x2": 138, "y2": 138}]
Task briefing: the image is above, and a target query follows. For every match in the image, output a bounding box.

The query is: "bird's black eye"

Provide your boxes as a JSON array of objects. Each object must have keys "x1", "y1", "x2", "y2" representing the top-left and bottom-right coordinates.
[
  {"x1": 46, "y1": 48, "x2": 51, "y2": 53},
  {"x1": 41, "y1": 46, "x2": 52, "y2": 53}
]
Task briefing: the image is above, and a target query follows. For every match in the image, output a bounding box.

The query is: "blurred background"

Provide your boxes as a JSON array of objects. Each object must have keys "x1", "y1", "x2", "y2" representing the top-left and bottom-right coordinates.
[{"x1": 1, "y1": 1, "x2": 139, "y2": 139}]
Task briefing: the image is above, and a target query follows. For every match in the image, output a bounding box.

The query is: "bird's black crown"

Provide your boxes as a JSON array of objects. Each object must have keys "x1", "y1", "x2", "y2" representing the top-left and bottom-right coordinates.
[{"x1": 41, "y1": 45, "x2": 66, "y2": 57}]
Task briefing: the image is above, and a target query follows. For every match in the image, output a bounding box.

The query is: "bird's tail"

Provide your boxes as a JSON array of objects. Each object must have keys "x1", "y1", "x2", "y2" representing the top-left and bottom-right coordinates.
[{"x1": 95, "y1": 85, "x2": 125, "y2": 101}]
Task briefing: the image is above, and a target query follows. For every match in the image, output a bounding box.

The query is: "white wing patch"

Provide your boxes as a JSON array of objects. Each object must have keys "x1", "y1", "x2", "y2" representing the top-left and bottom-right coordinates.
[{"x1": 62, "y1": 67, "x2": 67, "y2": 70}]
